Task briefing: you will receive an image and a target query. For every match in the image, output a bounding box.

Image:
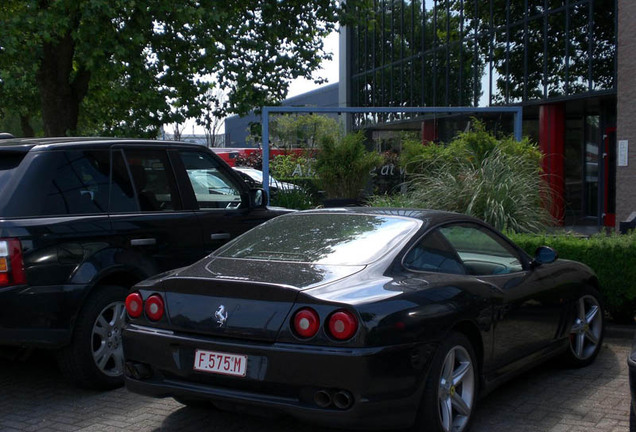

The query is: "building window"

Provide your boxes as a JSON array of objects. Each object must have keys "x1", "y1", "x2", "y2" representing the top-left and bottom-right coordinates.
[{"x1": 349, "y1": 0, "x2": 616, "y2": 111}]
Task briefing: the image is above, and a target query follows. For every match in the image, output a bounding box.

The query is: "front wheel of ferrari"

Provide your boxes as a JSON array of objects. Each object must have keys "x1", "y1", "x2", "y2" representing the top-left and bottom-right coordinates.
[
  {"x1": 563, "y1": 289, "x2": 604, "y2": 368},
  {"x1": 415, "y1": 332, "x2": 478, "y2": 432}
]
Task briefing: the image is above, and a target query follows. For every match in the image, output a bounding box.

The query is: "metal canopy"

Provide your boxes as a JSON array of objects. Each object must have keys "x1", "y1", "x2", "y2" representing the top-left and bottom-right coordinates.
[{"x1": 260, "y1": 105, "x2": 523, "y2": 197}]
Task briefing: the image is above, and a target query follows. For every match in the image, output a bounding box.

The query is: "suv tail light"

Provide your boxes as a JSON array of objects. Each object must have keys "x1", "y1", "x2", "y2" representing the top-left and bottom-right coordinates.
[
  {"x1": 328, "y1": 310, "x2": 358, "y2": 341},
  {"x1": 0, "y1": 239, "x2": 26, "y2": 286}
]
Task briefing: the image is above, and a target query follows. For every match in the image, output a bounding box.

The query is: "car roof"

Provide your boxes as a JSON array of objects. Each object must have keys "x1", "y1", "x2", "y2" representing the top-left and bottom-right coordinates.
[
  {"x1": 0, "y1": 137, "x2": 207, "y2": 152},
  {"x1": 296, "y1": 207, "x2": 478, "y2": 226}
]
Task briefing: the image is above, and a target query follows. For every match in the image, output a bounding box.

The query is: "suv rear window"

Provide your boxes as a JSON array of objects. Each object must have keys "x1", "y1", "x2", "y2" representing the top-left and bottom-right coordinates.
[
  {"x1": 0, "y1": 150, "x2": 112, "y2": 217},
  {"x1": 0, "y1": 152, "x2": 25, "y2": 170},
  {"x1": 0, "y1": 151, "x2": 28, "y2": 214},
  {"x1": 41, "y1": 150, "x2": 111, "y2": 215}
]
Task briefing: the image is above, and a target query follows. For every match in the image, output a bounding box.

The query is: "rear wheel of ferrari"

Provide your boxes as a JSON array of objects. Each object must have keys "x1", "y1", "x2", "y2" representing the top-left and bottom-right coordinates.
[
  {"x1": 416, "y1": 332, "x2": 477, "y2": 432},
  {"x1": 564, "y1": 289, "x2": 604, "y2": 368}
]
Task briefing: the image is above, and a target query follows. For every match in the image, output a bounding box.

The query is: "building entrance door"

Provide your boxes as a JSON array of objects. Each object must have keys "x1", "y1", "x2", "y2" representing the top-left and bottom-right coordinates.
[
  {"x1": 602, "y1": 127, "x2": 617, "y2": 227},
  {"x1": 563, "y1": 111, "x2": 616, "y2": 229},
  {"x1": 583, "y1": 115, "x2": 601, "y2": 222}
]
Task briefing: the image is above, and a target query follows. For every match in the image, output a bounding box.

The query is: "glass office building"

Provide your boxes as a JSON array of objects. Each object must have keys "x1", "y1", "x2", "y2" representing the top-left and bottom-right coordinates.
[{"x1": 343, "y1": 0, "x2": 618, "y2": 228}]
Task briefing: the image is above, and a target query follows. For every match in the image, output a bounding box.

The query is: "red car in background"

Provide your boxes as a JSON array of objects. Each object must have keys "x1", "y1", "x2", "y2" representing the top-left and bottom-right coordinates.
[{"x1": 211, "y1": 148, "x2": 312, "y2": 167}]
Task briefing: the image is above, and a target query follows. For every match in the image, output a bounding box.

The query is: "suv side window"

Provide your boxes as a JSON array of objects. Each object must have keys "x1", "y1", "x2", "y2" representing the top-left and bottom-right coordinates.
[
  {"x1": 109, "y1": 149, "x2": 137, "y2": 213},
  {"x1": 180, "y1": 150, "x2": 243, "y2": 210},
  {"x1": 42, "y1": 150, "x2": 110, "y2": 215},
  {"x1": 124, "y1": 150, "x2": 180, "y2": 212}
]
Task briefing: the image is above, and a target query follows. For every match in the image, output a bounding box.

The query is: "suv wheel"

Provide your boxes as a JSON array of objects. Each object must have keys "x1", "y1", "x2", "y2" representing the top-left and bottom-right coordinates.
[{"x1": 57, "y1": 286, "x2": 128, "y2": 389}]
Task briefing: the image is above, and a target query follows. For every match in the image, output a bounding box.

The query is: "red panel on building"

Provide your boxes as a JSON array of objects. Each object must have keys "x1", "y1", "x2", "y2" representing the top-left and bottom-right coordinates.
[
  {"x1": 421, "y1": 120, "x2": 438, "y2": 145},
  {"x1": 539, "y1": 104, "x2": 565, "y2": 224}
]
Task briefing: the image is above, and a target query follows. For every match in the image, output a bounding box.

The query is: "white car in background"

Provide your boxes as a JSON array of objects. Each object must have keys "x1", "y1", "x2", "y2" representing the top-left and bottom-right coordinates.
[{"x1": 233, "y1": 167, "x2": 300, "y2": 193}]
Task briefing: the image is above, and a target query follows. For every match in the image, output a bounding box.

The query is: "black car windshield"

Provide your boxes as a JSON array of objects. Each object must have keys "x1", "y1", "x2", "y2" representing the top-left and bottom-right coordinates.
[{"x1": 216, "y1": 212, "x2": 421, "y2": 265}]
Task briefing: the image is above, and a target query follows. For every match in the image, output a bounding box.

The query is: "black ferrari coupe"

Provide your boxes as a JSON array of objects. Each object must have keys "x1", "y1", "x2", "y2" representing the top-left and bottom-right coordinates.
[{"x1": 122, "y1": 208, "x2": 604, "y2": 432}]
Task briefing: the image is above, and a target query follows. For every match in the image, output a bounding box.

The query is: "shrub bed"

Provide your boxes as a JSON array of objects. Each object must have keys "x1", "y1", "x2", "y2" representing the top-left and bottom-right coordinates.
[{"x1": 508, "y1": 231, "x2": 636, "y2": 323}]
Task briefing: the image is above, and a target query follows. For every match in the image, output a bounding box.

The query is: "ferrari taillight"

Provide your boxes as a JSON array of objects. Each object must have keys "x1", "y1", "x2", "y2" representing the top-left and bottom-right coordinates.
[
  {"x1": 0, "y1": 239, "x2": 26, "y2": 286},
  {"x1": 292, "y1": 308, "x2": 320, "y2": 338},
  {"x1": 125, "y1": 292, "x2": 144, "y2": 318},
  {"x1": 328, "y1": 310, "x2": 358, "y2": 341},
  {"x1": 145, "y1": 294, "x2": 165, "y2": 321},
  {"x1": 126, "y1": 292, "x2": 165, "y2": 321}
]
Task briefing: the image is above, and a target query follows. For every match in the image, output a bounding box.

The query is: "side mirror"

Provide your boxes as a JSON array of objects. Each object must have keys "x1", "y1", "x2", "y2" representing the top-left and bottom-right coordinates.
[
  {"x1": 250, "y1": 188, "x2": 268, "y2": 208},
  {"x1": 532, "y1": 246, "x2": 557, "y2": 266}
]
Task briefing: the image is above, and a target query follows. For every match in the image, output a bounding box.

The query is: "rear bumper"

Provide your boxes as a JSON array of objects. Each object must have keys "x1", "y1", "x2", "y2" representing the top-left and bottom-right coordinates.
[
  {"x1": 123, "y1": 324, "x2": 436, "y2": 430},
  {"x1": 0, "y1": 284, "x2": 83, "y2": 348}
]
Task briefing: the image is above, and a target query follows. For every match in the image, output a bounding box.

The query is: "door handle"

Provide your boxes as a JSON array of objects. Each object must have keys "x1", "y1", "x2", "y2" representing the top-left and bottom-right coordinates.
[
  {"x1": 210, "y1": 233, "x2": 231, "y2": 240},
  {"x1": 131, "y1": 238, "x2": 157, "y2": 246}
]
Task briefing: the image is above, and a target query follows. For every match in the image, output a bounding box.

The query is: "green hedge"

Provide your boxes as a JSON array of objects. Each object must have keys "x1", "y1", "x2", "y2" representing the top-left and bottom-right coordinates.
[
  {"x1": 507, "y1": 231, "x2": 636, "y2": 323},
  {"x1": 270, "y1": 177, "x2": 322, "y2": 209}
]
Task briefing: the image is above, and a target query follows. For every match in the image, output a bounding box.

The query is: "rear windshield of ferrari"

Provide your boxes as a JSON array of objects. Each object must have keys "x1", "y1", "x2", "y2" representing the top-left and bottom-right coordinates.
[{"x1": 216, "y1": 212, "x2": 421, "y2": 265}]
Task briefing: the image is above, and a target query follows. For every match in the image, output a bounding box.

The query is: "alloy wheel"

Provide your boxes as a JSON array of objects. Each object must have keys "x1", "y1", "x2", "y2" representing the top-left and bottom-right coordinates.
[
  {"x1": 438, "y1": 345, "x2": 475, "y2": 432},
  {"x1": 570, "y1": 294, "x2": 602, "y2": 360},
  {"x1": 91, "y1": 300, "x2": 126, "y2": 377}
]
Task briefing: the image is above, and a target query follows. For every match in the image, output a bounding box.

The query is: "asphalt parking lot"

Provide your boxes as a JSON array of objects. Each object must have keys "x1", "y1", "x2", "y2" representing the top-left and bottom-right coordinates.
[{"x1": 0, "y1": 331, "x2": 632, "y2": 432}]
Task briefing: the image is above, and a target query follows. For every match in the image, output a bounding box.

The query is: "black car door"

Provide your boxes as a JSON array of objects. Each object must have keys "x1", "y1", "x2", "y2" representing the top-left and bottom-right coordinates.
[
  {"x1": 438, "y1": 223, "x2": 564, "y2": 368},
  {"x1": 173, "y1": 148, "x2": 284, "y2": 256},
  {"x1": 108, "y1": 147, "x2": 204, "y2": 274}
]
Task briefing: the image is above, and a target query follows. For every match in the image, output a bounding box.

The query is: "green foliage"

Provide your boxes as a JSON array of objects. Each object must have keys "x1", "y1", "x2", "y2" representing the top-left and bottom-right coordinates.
[
  {"x1": 399, "y1": 136, "x2": 445, "y2": 174},
  {"x1": 373, "y1": 122, "x2": 551, "y2": 233},
  {"x1": 315, "y1": 132, "x2": 383, "y2": 200},
  {"x1": 270, "y1": 154, "x2": 316, "y2": 178},
  {"x1": 402, "y1": 121, "x2": 542, "y2": 175},
  {"x1": 268, "y1": 114, "x2": 342, "y2": 149},
  {"x1": 508, "y1": 231, "x2": 636, "y2": 323},
  {"x1": 0, "y1": 0, "x2": 362, "y2": 136},
  {"x1": 270, "y1": 154, "x2": 298, "y2": 177},
  {"x1": 270, "y1": 188, "x2": 316, "y2": 210}
]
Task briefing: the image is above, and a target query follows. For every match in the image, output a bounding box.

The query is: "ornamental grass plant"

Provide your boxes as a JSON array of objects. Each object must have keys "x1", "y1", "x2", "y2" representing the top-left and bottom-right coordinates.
[
  {"x1": 405, "y1": 149, "x2": 554, "y2": 233},
  {"x1": 370, "y1": 121, "x2": 553, "y2": 233}
]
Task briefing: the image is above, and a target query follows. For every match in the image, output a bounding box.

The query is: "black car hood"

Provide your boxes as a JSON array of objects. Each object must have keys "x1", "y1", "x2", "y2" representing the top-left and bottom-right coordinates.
[{"x1": 158, "y1": 257, "x2": 365, "y2": 341}]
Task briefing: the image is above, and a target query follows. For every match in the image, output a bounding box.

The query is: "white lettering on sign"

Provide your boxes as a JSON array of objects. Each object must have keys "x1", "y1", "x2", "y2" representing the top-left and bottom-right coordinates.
[{"x1": 618, "y1": 140, "x2": 628, "y2": 167}]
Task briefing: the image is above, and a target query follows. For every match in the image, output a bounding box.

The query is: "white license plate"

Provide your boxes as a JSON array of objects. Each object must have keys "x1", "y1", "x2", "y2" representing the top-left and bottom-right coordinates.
[{"x1": 193, "y1": 349, "x2": 247, "y2": 377}]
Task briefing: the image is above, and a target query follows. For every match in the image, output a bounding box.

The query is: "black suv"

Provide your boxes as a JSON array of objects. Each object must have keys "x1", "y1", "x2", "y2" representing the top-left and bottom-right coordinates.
[{"x1": 0, "y1": 137, "x2": 289, "y2": 389}]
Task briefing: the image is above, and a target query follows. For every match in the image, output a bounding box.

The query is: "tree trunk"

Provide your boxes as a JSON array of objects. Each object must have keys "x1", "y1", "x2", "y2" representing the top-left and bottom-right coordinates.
[
  {"x1": 36, "y1": 32, "x2": 90, "y2": 137},
  {"x1": 20, "y1": 115, "x2": 34, "y2": 137}
]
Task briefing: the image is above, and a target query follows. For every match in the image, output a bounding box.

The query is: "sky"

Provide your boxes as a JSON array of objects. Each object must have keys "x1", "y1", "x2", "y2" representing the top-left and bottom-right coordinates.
[
  {"x1": 183, "y1": 30, "x2": 339, "y2": 136},
  {"x1": 287, "y1": 30, "x2": 339, "y2": 98}
]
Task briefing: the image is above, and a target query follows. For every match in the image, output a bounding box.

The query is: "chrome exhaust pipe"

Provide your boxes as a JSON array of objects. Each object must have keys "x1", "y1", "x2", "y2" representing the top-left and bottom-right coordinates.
[
  {"x1": 314, "y1": 390, "x2": 333, "y2": 408},
  {"x1": 333, "y1": 390, "x2": 353, "y2": 410}
]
